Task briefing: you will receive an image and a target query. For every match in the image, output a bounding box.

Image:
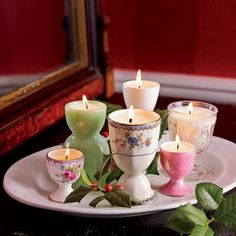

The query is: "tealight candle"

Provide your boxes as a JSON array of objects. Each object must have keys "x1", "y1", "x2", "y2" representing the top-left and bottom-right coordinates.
[
  {"x1": 168, "y1": 101, "x2": 218, "y2": 155},
  {"x1": 122, "y1": 70, "x2": 160, "y2": 111},
  {"x1": 160, "y1": 135, "x2": 196, "y2": 196},
  {"x1": 64, "y1": 95, "x2": 109, "y2": 177},
  {"x1": 46, "y1": 148, "x2": 84, "y2": 203},
  {"x1": 108, "y1": 107, "x2": 161, "y2": 202}
]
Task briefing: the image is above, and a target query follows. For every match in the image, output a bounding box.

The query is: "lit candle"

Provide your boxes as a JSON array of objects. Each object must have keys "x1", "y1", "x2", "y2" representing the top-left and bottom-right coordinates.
[
  {"x1": 46, "y1": 148, "x2": 84, "y2": 203},
  {"x1": 64, "y1": 96, "x2": 109, "y2": 176},
  {"x1": 168, "y1": 101, "x2": 218, "y2": 155},
  {"x1": 122, "y1": 70, "x2": 160, "y2": 111},
  {"x1": 108, "y1": 108, "x2": 161, "y2": 201},
  {"x1": 160, "y1": 135, "x2": 196, "y2": 196}
]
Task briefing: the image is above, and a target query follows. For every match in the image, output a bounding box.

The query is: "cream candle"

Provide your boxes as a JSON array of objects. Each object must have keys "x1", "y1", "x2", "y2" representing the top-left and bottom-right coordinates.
[
  {"x1": 46, "y1": 148, "x2": 84, "y2": 203},
  {"x1": 168, "y1": 101, "x2": 218, "y2": 155},
  {"x1": 108, "y1": 107, "x2": 161, "y2": 202},
  {"x1": 160, "y1": 135, "x2": 196, "y2": 196},
  {"x1": 122, "y1": 70, "x2": 160, "y2": 111},
  {"x1": 64, "y1": 95, "x2": 109, "y2": 177}
]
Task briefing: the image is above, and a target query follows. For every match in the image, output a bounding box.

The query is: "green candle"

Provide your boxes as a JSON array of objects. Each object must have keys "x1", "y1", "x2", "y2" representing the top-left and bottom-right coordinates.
[{"x1": 64, "y1": 96, "x2": 109, "y2": 177}]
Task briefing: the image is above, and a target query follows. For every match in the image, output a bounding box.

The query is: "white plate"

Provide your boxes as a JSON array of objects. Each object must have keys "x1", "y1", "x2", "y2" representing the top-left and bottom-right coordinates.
[{"x1": 3, "y1": 136, "x2": 236, "y2": 218}]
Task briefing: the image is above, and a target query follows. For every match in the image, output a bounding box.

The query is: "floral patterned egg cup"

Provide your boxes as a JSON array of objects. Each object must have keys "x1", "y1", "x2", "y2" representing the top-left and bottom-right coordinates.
[
  {"x1": 108, "y1": 109, "x2": 161, "y2": 202},
  {"x1": 46, "y1": 148, "x2": 84, "y2": 203}
]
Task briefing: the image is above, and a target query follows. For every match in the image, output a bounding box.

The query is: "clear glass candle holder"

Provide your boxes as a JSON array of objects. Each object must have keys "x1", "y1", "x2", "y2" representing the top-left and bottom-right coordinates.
[{"x1": 168, "y1": 101, "x2": 218, "y2": 180}]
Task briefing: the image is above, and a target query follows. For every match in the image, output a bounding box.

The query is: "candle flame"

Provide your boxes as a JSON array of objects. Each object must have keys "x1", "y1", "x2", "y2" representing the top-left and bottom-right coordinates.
[
  {"x1": 128, "y1": 105, "x2": 134, "y2": 123},
  {"x1": 188, "y1": 102, "x2": 193, "y2": 115},
  {"x1": 65, "y1": 147, "x2": 70, "y2": 160},
  {"x1": 82, "y1": 95, "x2": 89, "y2": 109},
  {"x1": 136, "y1": 69, "x2": 142, "y2": 88},
  {"x1": 176, "y1": 134, "x2": 180, "y2": 150}
]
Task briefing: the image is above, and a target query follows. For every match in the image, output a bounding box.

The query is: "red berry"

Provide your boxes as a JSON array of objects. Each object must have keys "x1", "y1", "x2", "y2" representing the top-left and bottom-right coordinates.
[
  {"x1": 102, "y1": 131, "x2": 109, "y2": 138},
  {"x1": 105, "y1": 184, "x2": 113, "y2": 192},
  {"x1": 116, "y1": 184, "x2": 124, "y2": 191}
]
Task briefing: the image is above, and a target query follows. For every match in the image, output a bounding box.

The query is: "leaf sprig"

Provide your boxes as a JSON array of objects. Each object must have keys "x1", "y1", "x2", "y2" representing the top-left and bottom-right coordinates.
[
  {"x1": 66, "y1": 169, "x2": 141, "y2": 208},
  {"x1": 166, "y1": 182, "x2": 236, "y2": 235}
]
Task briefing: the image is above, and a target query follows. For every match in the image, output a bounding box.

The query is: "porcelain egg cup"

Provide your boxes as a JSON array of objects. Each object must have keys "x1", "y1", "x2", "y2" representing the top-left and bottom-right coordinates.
[
  {"x1": 46, "y1": 148, "x2": 84, "y2": 203},
  {"x1": 160, "y1": 142, "x2": 196, "y2": 196},
  {"x1": 108, "y1": 109, "x2": 160, "y2": 202},
  {"x1": 123, "y1": 80, "x2": 160, "y2": 111}
]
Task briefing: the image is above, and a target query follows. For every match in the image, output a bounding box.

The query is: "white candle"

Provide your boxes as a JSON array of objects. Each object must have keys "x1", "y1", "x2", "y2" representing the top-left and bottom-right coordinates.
[
  {"x1": 109, "y1": 108, "x2": 160, "y2": 125},
  {"x1": 122, "y1": 70, "x2": 160, "y2": 111},
  {"x1": 47, "y1": 148, "x2": 83, "y2": 161}
]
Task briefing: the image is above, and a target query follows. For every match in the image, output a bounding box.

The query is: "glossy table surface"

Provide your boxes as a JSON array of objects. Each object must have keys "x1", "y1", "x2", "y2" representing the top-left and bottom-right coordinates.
[{"x1": 1, "y1": 94, "x2": 235, "y2": 236}]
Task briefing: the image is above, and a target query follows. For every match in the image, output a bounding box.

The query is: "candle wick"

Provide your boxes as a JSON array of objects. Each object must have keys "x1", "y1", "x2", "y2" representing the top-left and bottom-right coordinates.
[
  {"x1": 65, "y1": 155, "x2": 68, "y2": 160},
  {"x1": 129, "y1": 118, "x2": 132, "y2": 123},
  {"x1": 138, "y1": 85, "x2": 141, "y2": 89},
  {"x1": 85, "y1": 104, "x2": 88, "y2": 109},
  {"x1": 177, "y1": 143, "x2": 180, "y2": 150},
  {"x1": 189, "y1": 110, "x2": 192, "y2": 115}
]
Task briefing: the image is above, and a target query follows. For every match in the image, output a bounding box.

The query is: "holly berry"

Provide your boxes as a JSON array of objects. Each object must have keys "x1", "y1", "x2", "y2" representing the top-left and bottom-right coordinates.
[
  {"x1": 102, "y1": 131, "x2": 109, "y2": 138},
  {"x1": 116, "y1": 184, "x2": 124, "y2": 191},
  {"x1": 91, "y1": 181, "x2": 98, "y2": 190},
  {"x1": 105, "y1": 184, "x2": 113, "y2": 192}
]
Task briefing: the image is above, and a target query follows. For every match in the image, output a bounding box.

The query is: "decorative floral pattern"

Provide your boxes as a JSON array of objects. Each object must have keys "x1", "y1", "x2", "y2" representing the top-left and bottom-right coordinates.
[
  {"x1": 55, "y1": 163, "x2": 82, "y2": 183},
  {"x1": 113, "y1": 132, "x2": 152, "y2": 150}
]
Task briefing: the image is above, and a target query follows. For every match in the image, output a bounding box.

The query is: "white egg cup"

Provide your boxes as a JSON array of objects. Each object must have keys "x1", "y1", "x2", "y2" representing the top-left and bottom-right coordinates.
[
  {"x1": 108, "y1": 109, "x2": 160, "y2": 202},
  {"x1": 46, "y1": 148, "x2": 84, "y2": 203},
  {"x1": 123, "y1": 80, "x2": 160, "y2": 111}
]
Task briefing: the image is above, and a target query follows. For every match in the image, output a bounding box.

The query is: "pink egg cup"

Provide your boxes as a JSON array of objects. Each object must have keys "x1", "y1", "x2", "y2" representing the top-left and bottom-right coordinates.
[{"x1": 160, "y1": 142, "x2": 196, "y2": 197}]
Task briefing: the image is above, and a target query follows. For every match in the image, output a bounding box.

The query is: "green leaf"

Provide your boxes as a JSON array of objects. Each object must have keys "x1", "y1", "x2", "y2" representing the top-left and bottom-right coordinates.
[
  {"x1": 65, "y1": 186, "x2": 92, "y2": 203},
  {"x1": 89, "y1": 196, "x2": 106, "y2": 207},
  {"x1": 146, "y1": 152, "x2": 160, "y2": 175},
  {"x1": 225, "y1": 222, "x2": 236, "y2": 232},
  {"x1": 106, "y1": 166, "x2": 123, "y2": 183},
  {"x1": 196, "y1": 182, "x2": 223, "y2": 211},
  {"x1": 104, "y1": 188, "x2": 140, "y2": 207},
  {"x1": 190, "y1": 225, "x2": 214, "y2": 236},
  {"x1": 166, "y1": 203, "x2": 208, "y2": 234},
  {"x1": 155, "y1": 109, "x2": 168, "y2": 140},
  {"x1": 95, "y1": 153, "x2": 112, "y2": 180},
  {"x1": 103, "y1": 101, "x2": 123, "y2": 117},
  {"x1": 215, "y1": 192, "x2": 236, "y2": 224},
  {"x1": 98, "y1": 172, "x2": 111, "y2": 190},
  {"x1": 81, "y1": 169, "x2": 93, "y2": 186}
]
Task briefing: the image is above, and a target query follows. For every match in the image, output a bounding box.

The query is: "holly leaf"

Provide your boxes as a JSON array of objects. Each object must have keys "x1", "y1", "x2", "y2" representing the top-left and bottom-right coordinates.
[
  {"x1": 89, "y1": 196, "x2": 106, "y2": 207},
  {"x1": 225, "y1": 222, "x2": 236, "y2": 232},
  {"x1": 104, "y1": 101, "x2": 123, "y2": 117},
  {"x1": 155, "y1": 109, "x2": 168, "y2": 140},
  {"x1": 98, "y1": 172, "x2": 111, "y2": 190},
  {"x1": 95, "y1": 153, "x2": 112, "y2": 179},
  {"x1": 190, "y1": 225, "x2": 214, "y2": 236},
  {"x1": 196, "y1": 182, "x2": 223, "y2": 211},
  {"x1": 104, "y1": 188, "x2": 141, "y2": 207},
  {"x1": 106, "y1": 166, "x2": 123, "y2": 183},
  {"x1": 65, "y1": 186, "x2": 92, "y2": 203},
  {"x1": 146, "y1": 152, "x2": 160, "y2": 175},
  {"x1": 215, "y1": 192, "x2": 236, "y2": 227},
  {"x1": 166, "y1": 203, "x2": 208, "y2": 234},
  {"x1": 81, "y1": 169, "x2": 93, "y2": 186}
]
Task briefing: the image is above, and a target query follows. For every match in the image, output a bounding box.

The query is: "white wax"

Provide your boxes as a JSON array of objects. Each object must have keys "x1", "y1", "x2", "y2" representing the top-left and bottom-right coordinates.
[
  {"x1": 161, "y1": 141, "x2": 195, "y2": 153},
  {"x1": 123, "y1": 80, "x2": 159, "y2": 89},
  {"x1": 47, "y1": 148, "x2": 83, "y2": 161},
  {"x1": 66, "y1": 101, "x2": 105, "y2": 111},
  {"x1": 109, "y1": 109, "x2": 160, "y2": 125}
]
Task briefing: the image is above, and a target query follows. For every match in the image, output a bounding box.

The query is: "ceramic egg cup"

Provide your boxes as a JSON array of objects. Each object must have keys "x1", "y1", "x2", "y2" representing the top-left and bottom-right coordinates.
[
  {"x1": 46, "y1": 149, "x2": 84, "y2": 203},
  {"x1": 108, "y1": 113, "x2": 160, "y2": 202}
]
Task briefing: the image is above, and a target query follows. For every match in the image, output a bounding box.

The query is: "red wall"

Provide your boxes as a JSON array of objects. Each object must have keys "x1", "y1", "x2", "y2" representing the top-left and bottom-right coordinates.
[
  {"x1": 105, "y1": 0, "x2": 236, "y2": 79},
  {"x1": 0, "y1": 0, "x2": 67, "y2": 74}
]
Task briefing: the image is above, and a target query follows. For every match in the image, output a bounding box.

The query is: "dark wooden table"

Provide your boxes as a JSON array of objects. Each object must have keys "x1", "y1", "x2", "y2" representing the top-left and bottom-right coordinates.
[{"x1": 0, "y1": 94, "x2": 235, "y2": 236}]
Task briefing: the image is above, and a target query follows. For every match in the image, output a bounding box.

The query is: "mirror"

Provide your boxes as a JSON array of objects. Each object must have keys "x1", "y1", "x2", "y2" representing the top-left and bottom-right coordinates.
[{"x1": 0, "y1": 0, "x2": 106, "y2": 155}]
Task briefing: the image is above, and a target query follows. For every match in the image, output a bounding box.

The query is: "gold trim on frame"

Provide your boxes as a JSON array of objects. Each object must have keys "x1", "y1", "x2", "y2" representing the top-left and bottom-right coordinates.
[{"x1": 0, "y1": 0, "x2": 88, "y2": 112}]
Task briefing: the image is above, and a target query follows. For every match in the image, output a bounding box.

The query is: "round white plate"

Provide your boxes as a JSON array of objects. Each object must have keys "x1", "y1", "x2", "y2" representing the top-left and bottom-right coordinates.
[{"x1": 3, "y1": 136, "x2": 236, "y2": 218}]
